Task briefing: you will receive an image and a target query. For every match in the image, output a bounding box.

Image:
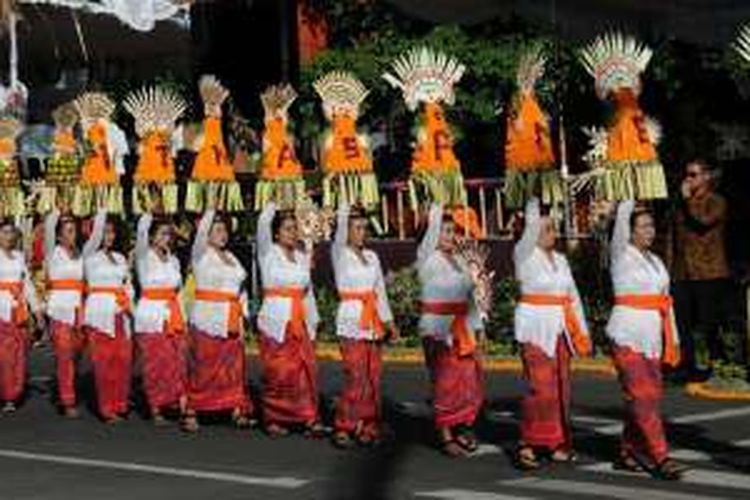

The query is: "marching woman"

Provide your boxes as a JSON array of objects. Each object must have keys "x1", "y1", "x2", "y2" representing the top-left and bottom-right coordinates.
[
  {"x1": 417, "y1": 204, "x2": 484, "y2": 457},
  {"x1": 256, "y1": 202, "x2": 322, "y2": 437},
  {"x1": 513, "y1": 197, "x2": 591, "y2": 469},
  {"x1": 0, "y1": 219, "x2": 43, "y2": 412},
  {"x1": 134, "y1": 212, "x2": 192, "y2": 430},
  {"x1": 188, "y1": 208, "x2": 253, "y2": 428},
  {"x1": 44, "y1": 209, "x2": 88, "y2": 417},
  {"x1": 331, "y1": 204, "x2": 398, "y2": 448},
  {"x1": 607, "y1": 200, "x2": 685, "y2": 479},
  {"x1": 83, "y1": 210, "x2": 134, "y2": 423}
]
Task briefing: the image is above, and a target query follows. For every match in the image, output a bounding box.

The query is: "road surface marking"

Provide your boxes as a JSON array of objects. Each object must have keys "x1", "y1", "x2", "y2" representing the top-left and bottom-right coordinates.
[
  {"x1": 501, "y1": 477, "x2": 729, "y2": 500},
  {"x1": 415, "y1": 489, "x2": 536, "y2": 500},
  {"x1": 0, "y1": 449, "x2": 309, "y2": 488},
  {"x1": 581, "y1": 462, "x2": 750, "y2": 491},
  {"x1": 593, "y1": 405, "x2": 750, "y2": 436}
]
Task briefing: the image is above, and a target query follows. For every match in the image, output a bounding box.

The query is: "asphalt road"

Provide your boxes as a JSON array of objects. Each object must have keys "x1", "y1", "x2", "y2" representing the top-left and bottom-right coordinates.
[{"x1": 0, "y1": 345, "x2": 749, "y2": 499}]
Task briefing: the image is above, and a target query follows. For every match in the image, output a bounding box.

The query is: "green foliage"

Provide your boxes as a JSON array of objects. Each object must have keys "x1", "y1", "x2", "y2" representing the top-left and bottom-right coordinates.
[
  {"x1": 315, "y1": 284, "x2": 340, "y2": 342},
  {"x1": 384, "y1": 266, "x2": 421, "y2": 338}
]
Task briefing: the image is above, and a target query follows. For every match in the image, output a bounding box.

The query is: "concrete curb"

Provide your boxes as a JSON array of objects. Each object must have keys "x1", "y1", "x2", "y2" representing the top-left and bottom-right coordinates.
[{"x1": 684, "y1": 382, "x2": 750, "y2": 401}]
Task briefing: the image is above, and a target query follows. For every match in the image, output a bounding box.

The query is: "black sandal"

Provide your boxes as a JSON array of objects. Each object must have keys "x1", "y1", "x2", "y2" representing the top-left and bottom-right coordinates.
[
  {"x1": 653, "y1": 458, "x2": 687, "y2": 481},
  {"x1": 613, "y1": 452, "x2": 643, "y2": 472},
  {"x1": 303, "y1": 421, "x2": 326, "y2": 440},
  {"x1": 550, "y1": 448, "x2": 577, "y2": 464},
  {"x1": 516, "y1": 446, "x2": 540, "y2": 470},
  {"x1": 455, "y1": 427, "x2": 479, "y2": 453},
  {"x1": 265, "y1": 422, "x2": 289, "y2": 439},
  {"x1": 440, "y1": 437, "x2": 468, "y2": 458},
  {"x1": 332, "y1": 431, "x2": 354, "y2": 449},
  {"x1": 180, "y1": 413, "x2": 199, "y2": 433}
]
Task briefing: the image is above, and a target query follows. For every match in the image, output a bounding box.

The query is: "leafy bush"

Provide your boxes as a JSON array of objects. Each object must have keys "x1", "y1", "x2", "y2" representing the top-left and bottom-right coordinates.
[{"x1": 385, "y1": 266, "x2": 421, "y2": 339}]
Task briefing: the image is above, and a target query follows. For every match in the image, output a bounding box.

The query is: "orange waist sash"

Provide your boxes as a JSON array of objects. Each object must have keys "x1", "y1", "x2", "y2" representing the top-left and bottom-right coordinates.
[{"x1": 519, "y1": 294, "x2": 591, "y2": 357}]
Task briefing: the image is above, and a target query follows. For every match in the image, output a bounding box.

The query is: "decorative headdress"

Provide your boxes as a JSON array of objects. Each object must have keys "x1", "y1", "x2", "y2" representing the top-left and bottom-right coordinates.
[
  {"x1": 579, "y1": 32, "x2": 652, "y2": 100},
  {"x1": 199, "y1": 75, "x2": 229, "y2": 117},
  {"x1": 503, "y1": 47, "x2": 561, "y2": 208},
  {"x1": 186, "y1": 75, "x2": 242, "y2": 212},
  {"x1": 576, "y1": 32, "x2": 665, "y2": 201},
  {"x1": 313, "y1": 71, "x2": 369, "y2": 120},
  {"x1": 314, "y1": 71, "x2": 378, "y2": 210},
  {"x1": 73, "y1": 92, "x2": 115, "y2": 130},
  {"x1": 125, "y1": 86, "x2": 186, "y2": 213},
  {"x1": 383, "y1": 46, "x2": 465, "y2": 111},
  {"x1": 260, "y1": 84, "x2": 297, "y2": 121},
  {"x1": 52, "y1": 103, "x2": 79, "y2": 131},
  {"x1": 123, "y1": 86, "x2": 186, "y2": 138},
  {"x1": 255, "y1": 83, "x2": 306, "y2": 210}
]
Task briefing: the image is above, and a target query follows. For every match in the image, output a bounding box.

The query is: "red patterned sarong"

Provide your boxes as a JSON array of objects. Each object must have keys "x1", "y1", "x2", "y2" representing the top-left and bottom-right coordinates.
[
  {"x1": 258, "y1": 327, "x2": 319, "y2": 425},
  {"x1": 136, "y1": 332, "x2": 188, "y2": 413},
  {"x1": 188, "y1": 328, "x2": 252, "y2": 414},
  {"x1": 520, "y1": 337, "x2": 572, "y2": 451},
  {"x1": 334, "y1": 339, "x2": 382, "y2": 435},
  {"x1": 51, "y1": 320, "x2": 86, "y2": 408},
  {"x1": 423, "y1": 337, "x2": 484, "y2": 429},
  {"x1": 612, "y1": 345, "x2": 669, "y2": 464},
  {"x1": 87, "y1": 315, "x2": 132, "y2": 419},
  {"x1": 0, "y1": 320, "x2": 28, "y2": 403}
]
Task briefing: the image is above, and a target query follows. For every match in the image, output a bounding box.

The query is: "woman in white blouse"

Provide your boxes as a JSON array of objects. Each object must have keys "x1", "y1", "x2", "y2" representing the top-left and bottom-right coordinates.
[
  {"x1": 417, "y1": 204, "x2": 484, "y2": 457},
  {"x1": 331, "y1": 204, "x2": 398, "y2": 448},
  {"x1": 45, "y1": 209, "x2": 90, "y2": 418},
  {"x1": 134, "y1": 213, "x2": 191, "y2": 430},
  {"x1": 607, "y1": 201, "x2": 685, "y2": 480},
  {"x1": 0, "y1": 219, "x2": 42, "y2": 413},
  {"x1": 83, "y1": 210, "x2": 134, "y2": 423},
  {"x1": 188, "y1": 209, "x2": 252, "y2": 429},
  {"x1": 513, "y1": 198, "x2": 590, "y2": 469},
  {"x1": 256, "y1": 203, "x2": 322, "y2": 438}
]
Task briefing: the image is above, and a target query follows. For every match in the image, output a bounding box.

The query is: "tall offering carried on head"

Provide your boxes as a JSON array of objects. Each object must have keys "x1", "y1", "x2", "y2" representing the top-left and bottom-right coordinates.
[
  {"x1": 35, "y1": 103, "x2": 80, "y2": 214},
  {"x1": 314, "y1": 70, "x2": 379, "y2": 210},
  {"x1": 577, "y1": 32, "x2": 666, "y2": 201},
  {"x1": 383, "y1": 46, "x2": 467, "y2": 209},
  {"x1": 185, "y1": 75, "x2": 243, "y2": 212},
  {"x1": 72, "y1": 92, "x2": 127, "y2": 215},
  {"x1": 0, "y1": 113, "x2": 23, "y2": 217},
  {"x1": 124, "y1": 85, "x2": 186, "y2": 214},
  {"x1": 255, "y1": 83, "x2": 307, "y2": 210},
  {"x1": 503, "y1": 47, "x2": 561, "y2": 209}
]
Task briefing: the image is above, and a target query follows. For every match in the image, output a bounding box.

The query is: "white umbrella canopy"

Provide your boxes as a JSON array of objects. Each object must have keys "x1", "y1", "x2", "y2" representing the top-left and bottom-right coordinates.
[{"x1": 18, "y1": 0, "x2": 193, "y2": 32}]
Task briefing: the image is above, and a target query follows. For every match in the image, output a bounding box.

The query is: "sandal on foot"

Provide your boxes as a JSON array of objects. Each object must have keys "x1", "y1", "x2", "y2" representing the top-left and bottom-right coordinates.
[
  {"x1": 516, "y1": 447, "x2": 541, "y2": 470},
  {"x1": 231, "y1": 409, "x2": 252, "y2": 429},
  {"x1": 2, "y1": 402, "x2": 17, "y2": 414},
  {"x1": 550, "y1": 449, "x2": 578, "y2": 464},
  {"x1": 303, "y1": 421, "x2": 326, "y2": 439},
  {"x1": 440, "y1": 437, "x2": 468, "y2": 458},
  {"x1": 180, "y1": 413, "x2": 199, "y2": 433},
  {"x1": 332, "y1": 431, "x2": 354, "y2": 449},
  {"x1": 613, "y1": 452, "x2": 643, "y2": 472},
  {"x1": 653, "y1": 458, "x2": 687, "y2": 481},
  {"x1": 455, "y1": 428, "x2": 479, "y2": 453},
  {"x1": 63, "y1": 407, "x2": 80, "y2": 419},
  {"x1": 265, "y1": 423, "x2": 289, "y2": 439}
]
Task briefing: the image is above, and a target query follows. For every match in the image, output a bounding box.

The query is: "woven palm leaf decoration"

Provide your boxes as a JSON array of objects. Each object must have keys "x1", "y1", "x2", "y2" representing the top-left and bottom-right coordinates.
[
  {"x1": 577, "y1": 32, "x2": 666, "y2": 201},
  {"x1": 185, "y1": 75, "x2": 243, "y2": 213},
  {"x1": 124, "y1": 86, "x2": 187, "y2": 214},
  {"x1": 383, "y1": 46, "x2": 467, "y2": 210},
  {"x1": 255, "y1": 83, "x2": 307, "y2": 210},
  {"x1": 0, "y1": 114, "x2": 23, "y2": 217},
  {"x1": 35, "y1": 102, "x2": 81, "y2": 214},
  {"x1": 314, "y1": 70, "x2": 379, "y2": 211},
  {"x1": 70, "y1": 92, "x2": 127, "y2": 215},
  {"x1": 503, "y1": 47, "x2": 562, "y2": 209}
]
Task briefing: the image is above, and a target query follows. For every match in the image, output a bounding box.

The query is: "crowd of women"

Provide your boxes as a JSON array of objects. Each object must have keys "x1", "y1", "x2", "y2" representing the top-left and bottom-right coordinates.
[{"x1": 0, "y1": 193, "x2": 687, "y2": 481}]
